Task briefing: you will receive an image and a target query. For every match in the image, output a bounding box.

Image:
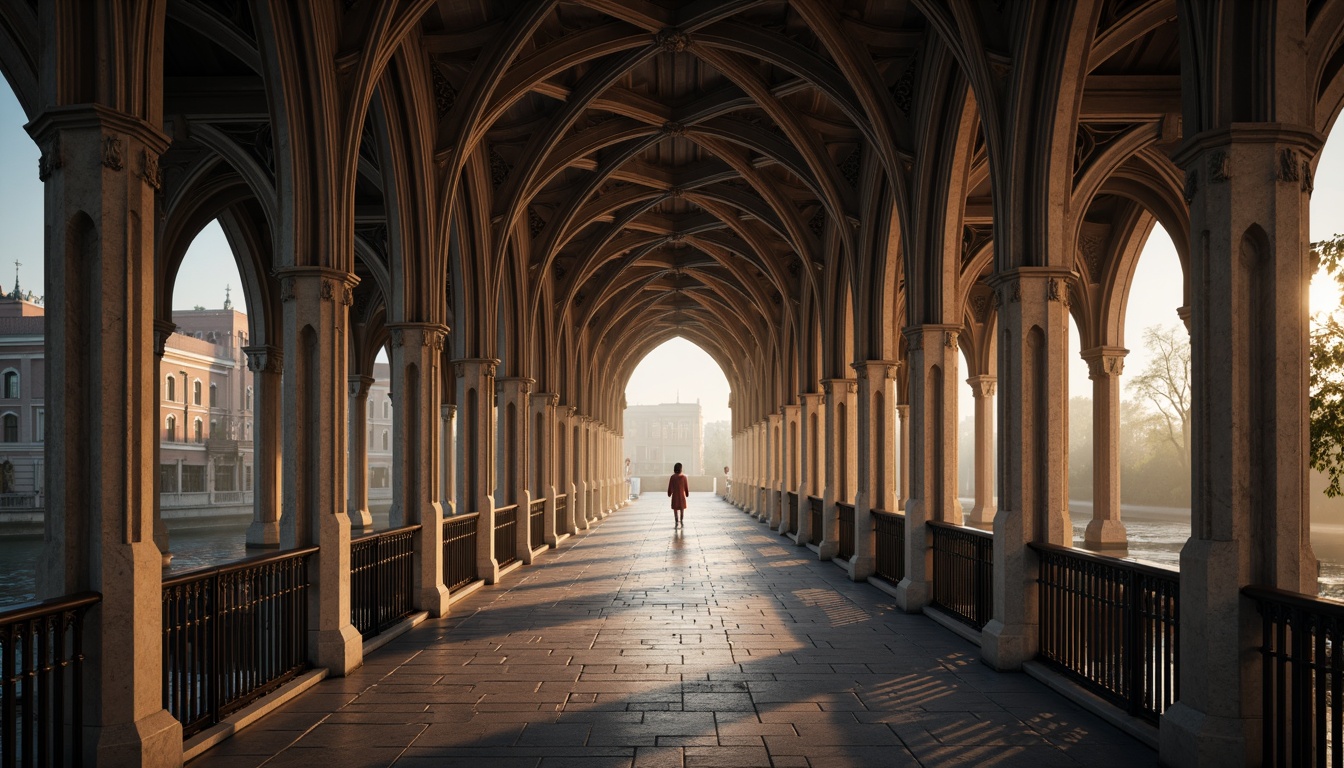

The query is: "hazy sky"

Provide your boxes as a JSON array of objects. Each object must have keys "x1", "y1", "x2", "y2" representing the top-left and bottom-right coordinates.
[{"x1": 1, "y1": 84, "x2": 1338, "y2": 428}]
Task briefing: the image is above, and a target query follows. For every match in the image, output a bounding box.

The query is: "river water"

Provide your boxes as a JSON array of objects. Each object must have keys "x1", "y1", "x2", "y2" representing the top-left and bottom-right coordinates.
[{"x1": 2, "y1": 505, "x2": 1342, "y2": 606}]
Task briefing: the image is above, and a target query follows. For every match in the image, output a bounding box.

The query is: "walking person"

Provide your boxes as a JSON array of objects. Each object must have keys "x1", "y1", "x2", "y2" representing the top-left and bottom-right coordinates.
[{"x1": 668, "y1": 462, "x2": 690, "y2": 528}]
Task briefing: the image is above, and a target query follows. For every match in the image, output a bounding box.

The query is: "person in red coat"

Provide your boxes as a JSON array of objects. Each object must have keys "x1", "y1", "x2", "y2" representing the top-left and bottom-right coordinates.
[{"x1": 667, "y1": 462, "x2": 690, "y2": 528}]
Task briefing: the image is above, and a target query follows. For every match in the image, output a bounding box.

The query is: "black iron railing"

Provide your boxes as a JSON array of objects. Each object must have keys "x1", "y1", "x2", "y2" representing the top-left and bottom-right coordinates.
[
  {"x1": 1033, "y1": 543, "x2": 1179, "y2": 723},
  {"x1": 1244, "y1": 585, "x2": 1344, "y2": 767},
  {"x1": 162, "y1": 547, "x2": 315, "y2": 738},
  {"x1": 554, "y1": 494, "x2": 567, "y2": 537},
  {"x1": 786, "y1": 491, "x2": 799, "y2": 534},
  {"x1": 928, "y1": 521, "x2": 994, "y2": 630},
  {"x1": 350, "y1": 525, "x2": 419, "y2": 639},
  {"x1": 837, "y1": 502, "x2": 855, "y2": 561},
  {"x1": 529, "y1": 498, "x2": 546, "y2": 550},
  {"x1": 873, "y1": 509, "x2": 905, "y2": 585},
  {"x1": 808, "y1": 496, "x2": 823, "y2": 546},
  {"x1": 1, "y1": 592, "x2": 99, "y2": 767},
  {"x1": 494, "y1": 505, "x2": 518, "y2": 568},
  {"x1": 442, "y1": 513, "x2": 479, "y2": 593}
]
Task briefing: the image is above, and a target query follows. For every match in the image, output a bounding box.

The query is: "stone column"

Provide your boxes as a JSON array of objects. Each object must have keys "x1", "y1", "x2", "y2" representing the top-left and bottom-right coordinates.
[
  {"x1": 561, "y1": 406, "x2": 582, "y2": 533},
  {"x1": 981, "y1": 272, "x2": 1072, "y2": 671},
  {"x1": 152, "y1": 321, "x2": 175, "y2": 566},
  {"x1": 1080, "y1": 348, "x2": 1127, "y2": 549},
  {"x1": 244, "y1": 346, "x2": 283, "y2": 548},
  {"x1": 29, "y1": 107, "x2": 183, "y2": 764},
  {"x1": 272, "y1": 268, "x2": 361, "y2": 675},
  {"x1": 441, "y1": 404, "x2": 457, "y2": 517},
  {"x1": 346, "y1": 375, "x2": 374, "y2": 531},
  {"x1": 532, "y1": 393, "x2": 560, "y2": 545},
  {"x1": 495, "y1": 377, "x2": 534, "y2": 562},
  {"x1": 387, "y1": 325, "x2": 449, "y2": 615},
  {"x1": 1159, "y1": 128, "x2": 1320, "y2": 766},
  {"x1": 897, "y1": 326, "x2": 963, "y2": 612},
  {"x1": 965, "y1": 375, "x2": 997, "y2": 529},
  {"x1": 795, "y1": 393, "x2": 825, "y2": 546},
  {"x1": 819, "y1": 378, "x2": 856, "y2": 560},
  {"x1": 576, "y1": 416, "x2": 591, "y2": 527},
  {"x1": 453, "y1": 358, "x2": 499, "y2": 583},
  {"x1": 778, "y1": 404, "x2": 801, "y2": 534},
  {"x1": 896, "y1": 403, "x2": 910, "y2": 510},
  {"x1": 851, "y1": 361, "x2": 898, "y2": 581},
  {"x1": 766, "y1": 412, "x2": 783, "y2": 527}
]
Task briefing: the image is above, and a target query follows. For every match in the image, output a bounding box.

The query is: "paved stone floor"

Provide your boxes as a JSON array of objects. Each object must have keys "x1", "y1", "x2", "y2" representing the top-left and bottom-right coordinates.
[{"x1": 190, "y1": 493, "x2": 1158, "y2": 768}]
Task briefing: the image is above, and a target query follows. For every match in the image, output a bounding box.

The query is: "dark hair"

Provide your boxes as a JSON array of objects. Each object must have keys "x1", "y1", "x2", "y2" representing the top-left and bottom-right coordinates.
[{"x1": 673, "y1": 462, "x2": 683, "y2": 473}]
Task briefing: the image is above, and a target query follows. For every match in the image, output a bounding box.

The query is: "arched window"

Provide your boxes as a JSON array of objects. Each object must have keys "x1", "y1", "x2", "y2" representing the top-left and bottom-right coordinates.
[
  {"x1": 381, "y1": 430, "x2": 389, "y2": 451},
  {"x1": 166, "y1": 376, "x2": 176, "y2": 402},
  {"x1": 245, "y1": 386, "x2": 253, "y2": 411},
  {"x1": 383, "y1": 400, "x2": 390, "y2": 418},
  {"x1": 193, "y1": 380, "x2": 202, "y2": 406},
  {"x1": 2, "y1": 370, "x2": 18, "y2": 399},
  {"x1": 210, "y1": 419, "x2": 218, "y2": 438},
  {"x1": 2, "y1": 413, "x2": 17, "y2": 442},
  {"x1": 193, "y1": 418, "x2": 203, "y2": 443},
  {"x1": 166, "y1": 415, "x2": 176, "y2": 442},
  {"x1": 209, "y1": 383, "x2": 217, "y2": 407}
]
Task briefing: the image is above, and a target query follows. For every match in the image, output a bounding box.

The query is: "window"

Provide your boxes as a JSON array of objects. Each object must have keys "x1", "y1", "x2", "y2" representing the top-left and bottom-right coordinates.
[
  {"x1": 2, "y1": 370, "x2": 18, "y2": 399},
  {"x1": 209, "y1": 383, "x2": 217, "y2": 407},
  {"x1": 210, "y1": 419, "x2": 218, "y2": 438},
  {"x1": 2, "y1": 413, "x2": 17, "y2": 442},
  {"x1": 383, "y1": 400, "x2": 390, "y2": 418},
  {"x1": 166, "y1": 376, "x2": 175, "y2": 402},
  {"x1": 214, "y1": 463, "x2": 235, "y2": 492},
  {"x1": 160, "y1": 464, "x2": 178, "y2": 493},
  {"x1": 381, "y1": 430, "x2": 389, "y2": 451},
  {"x1": 33, "y1": 409, "x2": 43, "y2": 442},
  {"x1": 245, "y1": 386, "x2": 253, "y2": 411},
  {"x1": 181, "y1": 465, "x2": 206, "y2": 493},
  {"x1": 193, "y1": 380, "x2": 202, "y2": 406},
  {"x1": 193, "y1": 418, "x2": 203, "y2": 443},
  {"x1": 166, "y1": 415, "x2": 176, "y2": 442}
]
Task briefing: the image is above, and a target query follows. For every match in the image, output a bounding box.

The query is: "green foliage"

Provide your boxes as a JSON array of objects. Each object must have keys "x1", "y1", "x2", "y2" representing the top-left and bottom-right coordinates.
[{"x1": 1311, "y1": 236, "x2": 1344, "y2": 496}]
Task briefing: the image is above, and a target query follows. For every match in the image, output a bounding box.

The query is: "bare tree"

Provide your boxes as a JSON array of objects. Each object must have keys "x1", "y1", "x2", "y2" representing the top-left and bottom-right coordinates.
[
  {"x1": 1311, "y1": 236, "x2": 1344, "y2": 496},
  {"x1": 1127, "y1": 325, "x2": 1192, "y2": 470}
]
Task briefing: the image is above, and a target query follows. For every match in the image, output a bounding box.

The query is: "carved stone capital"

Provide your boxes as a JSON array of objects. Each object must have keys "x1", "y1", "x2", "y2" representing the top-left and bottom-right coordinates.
[
  {"x1": 153, "y1": 319, "x2": 177, "y2": 358},
  {"x1": 348, "y1": 375, "x2": 375, "y2": 399},
  {"x1": 38, "y1": 136, "x2": 62, "y2": 182},
  {"x1": 243, "y1": 345, "x2": 283, "y2": 374},
  {"x1": 655, "y1": 27, "x2": 689, "y2": 53},
  {"x1": 966, "y1": 375, "x2": 998, "y2": 399},
  {"x1": 1081, "y1": 346, "x2": 1129, "y2": 380}
]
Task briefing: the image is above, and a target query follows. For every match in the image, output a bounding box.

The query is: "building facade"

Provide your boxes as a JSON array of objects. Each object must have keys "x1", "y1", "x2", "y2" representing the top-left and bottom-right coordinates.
[{"x1": 623, "y1": 402, "x2": 703, "y2": 476}]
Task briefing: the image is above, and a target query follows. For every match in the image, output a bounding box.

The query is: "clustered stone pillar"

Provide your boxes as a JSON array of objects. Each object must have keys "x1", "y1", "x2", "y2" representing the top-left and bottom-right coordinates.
[
  {"x1": 388, "y1": 325, "x2": 450, "y2": 616},
  {"x1": 152, "y1": 321, "x2": 175, "y2": 566},
  {"x1": 1159, "y1": 127, "x2": 1320, "y2": 767},
  {"x1": 245, "y1": 345, "x2": 284, "y2": 548},
  {"x1": 30, "y1": 106, "x2": 184, "y2": 765},
  {"x1": 454, "y1": 358, "x2": 499, "y2": 583},
  {"x1": 495, "y1": 377, "x2": 534, "y2": 563},
  {"x1": 897, "y1": 325, "x2": 962, "y2": 612},
  {"x1": 778, "y1": 404, "x2": 801, "y2": 534},
  {"x1": 819, "y1": 378, "x2": 856, "y2": 560},
  {"x1": 276, "y1": 268, "x2": 362, "y2": 676},
  {"x1": 346, "y1": 374, "x2": 375, "y2": 531},
  {"x1": 794, "y1": 391, "x2": 825, "y2": 547},
  {"x1": 567, "y1": 408, "x2": 587, "y2": 531},
  {"x1": 896, "y1": 401, "x2": 910, "y2": 510},
  {"x1": 965, "y1": 374, "x2": 997, "y2": 529},
  {"x1": 851, "y1": 361, "x2": 897, "y2": 580},
  {"x1": 981, "y1": 271, "x2": 1072, "y2": 671},
  {"x1": 1080, "y1": 347, "x2": 1127, "y2": 550},
  {"x1": 440, "y1": 403, "x2": 457, "y2": 517},
  {"x1": 533, "y1": 393, "x2": 560, "y2": 545}
]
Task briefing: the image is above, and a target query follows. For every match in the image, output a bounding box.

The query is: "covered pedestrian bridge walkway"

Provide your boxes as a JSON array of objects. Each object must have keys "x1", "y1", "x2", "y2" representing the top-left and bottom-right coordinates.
[
  {"x1": 187, "y1": 493, "x2": 1158, "y2": 768},
  {"x1": 2, "y1": 1, "x2": 1344, "y2": 766}
]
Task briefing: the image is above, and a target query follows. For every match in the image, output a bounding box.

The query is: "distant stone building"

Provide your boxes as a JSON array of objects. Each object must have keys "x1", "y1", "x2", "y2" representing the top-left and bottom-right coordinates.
[{"x1": 623, "y1": 402, "x2": 702, "y2": 476}]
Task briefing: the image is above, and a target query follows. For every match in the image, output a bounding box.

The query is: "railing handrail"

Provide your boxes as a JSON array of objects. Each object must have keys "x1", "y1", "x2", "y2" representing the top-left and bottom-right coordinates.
[
  {"x1": 352, "y1": 523, "x2": 422, "y2": 543},
  {"x1": 871, "y1": 508, "x2": 898, "y2": 518},
  {"x1": 163, "y1": 545, "x2": 320, "y2": 587},
  {"x1": 494, "y1": 503, "x2": 520, "y2": 514},
  {"x1": 1030, "y1": 541, "x2": 1179, "y2": 581},
  {"x1": 1243, "y1": 583, "x2": 1344, "y2": 616},
  {"x1": 529, "y1": 498, "x2": 546, "y2": 512},
  {"x1": 447, "y1": 511, "x2": 481, "y2": 522},
  {"x1": 927, "y1": 519, "x2": 993, "y2": 539},
  {"x1": 0, "y1": 590, "x2": 101, "y2": 624},
  {"x1": 835, "y1": 500, "x2": 855, "y2": 511}
]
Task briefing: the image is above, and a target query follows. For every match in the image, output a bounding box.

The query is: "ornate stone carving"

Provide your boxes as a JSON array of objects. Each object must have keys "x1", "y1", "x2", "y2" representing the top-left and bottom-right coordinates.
[
  {"x1": 1208, "y1": 150, "x2": 1230, "y2": 182},
  {"x1": 971, "y1": 294, "x2": 991, "y2": 322},
  {"x1": 1182, "y1": 168, "x2": 1198, "y2": 203},
  {"x1": 244, "y1": 346, "x2": 283, "y2": 374},
  {"x1": 38, "y1": 136, "x2": 61, "y2": 181},
  {"x1": 1303, "y1": 159, "x2": 1315, "y2": 194},
  {"x1": 890, "y1": 56, "x2": 917, "y2": 115},
  {"x1": 944, "y1": 331, "x2": 958, "y2": 350},
  {"x1": 1010, "y1": 280, "x2": 1021, "y2": 303},
  {"x1": 431, "y1": 61, "x2": 457, "y2": 119},
  {"x1": 808, "y1": 208, "x2": 826, "y2": 237},
  {"x1": 279, "y1": 277, "x2": 295, "y2": 302},
  {"x1": 662, "y1": 121, "x2": 686, "y2": 137},
  {"x1": 1278, "y1": 148, "x2": 1299, "y2": 183},
  {"x1": 139, "y1": 148, "x2": 162, "y2": 190},
  {"x1": 389, "y1": 329, "x2": 403, "y2": 348},
  {"x1": 348, "y1": 377, "x2": 373, "y2": 398},
  {"x1": 1079, "y1": 234, "x2": 1104, "y2": 281},
  {"x1": 528, "y1": 206, "x2": 545, "y2": 237},
  {"x1": 840, "y1": 146, "x2": 862, "y2": 187},
  {"x1": 905, "y1": 329, "x2": 923, "y2": 351},
  {"x1": 102, "y1": 135, "x2": 124, "y2": 170},
  {"x1": 343, "y1": 286, "x2": 354, "y2": 306},
  {"x1": 489, "y1": 146, "x2": 511, "y2": 189},
  {"x1": 546, "y1": 393, "x2": 559, "y2": 407},
  {"x1": 656, "y1": 28, "x2": 689, "y2": 53},
  {"x1": 320, "y1": 279, "x2": 335, "y2": 302},
  {"x1": 1073, "y1": 123, "x2": 1130, "y2": 181},
  {"x1": 962, "y1": 225, "x2": 992, "y2": 263}
]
